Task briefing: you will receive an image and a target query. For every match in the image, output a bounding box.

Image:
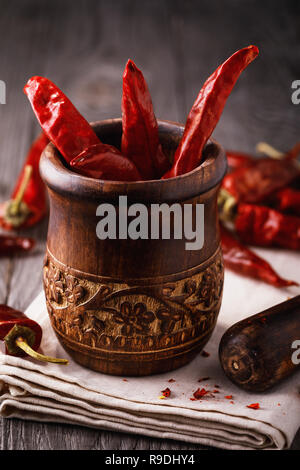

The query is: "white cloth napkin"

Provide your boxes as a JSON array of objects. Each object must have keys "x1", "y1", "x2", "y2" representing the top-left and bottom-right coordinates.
[{"x1": 0, "y1": 247, "x2": 299, "y2": 450}]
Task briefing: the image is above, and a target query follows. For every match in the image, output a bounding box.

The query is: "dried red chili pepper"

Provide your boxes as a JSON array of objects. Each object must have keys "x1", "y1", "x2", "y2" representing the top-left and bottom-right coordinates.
[
  {"x1": 226, "y1": 150, "x2": 255, "y2": 170},
  {"x1": 24, "y1": 76, "x2": 142, "y2": 182},
  {"x1": 0, "y1": 133, "x2": 49, "y2": 229},
  {"x1": 272, "y1": 188, "x2": 300, "y2": 216},
  {"x1": 0, "y1": 304, "x2": 68, "y2": 364},
  {"x1": 235, "y1": 203, "x2": 300, "y2": 250},
  {"x1": 163, "y1": 45, "x2": 259, "y2": 178},
  {"x1": 220, "y1": 225, "x2": 297, "y2": 287},
  {"x1": 222, "y1": 157, "x2": 299, "y2": 204},
  {"x1": 0, "y1": 235, "x2": 35, "y2": 257},
  {"x1": 247, "y1": 403, "x2": 260, "y2": 410},
  {"x1": 201, "y1": 350, "x2": 210, "y2": 357},
  {"x1": 161, "y1": 387, "x2": 171, "y2": 398},
  {"x1": 24, "y1": 76, "x2": 101, "y2": 164},
  {"x1": 70, "y1": 143, "x2": 141, "y2": 181},
  {"x1": 228, "y1": 141, "x2": 300, "y2": 173},
  {"x1": 193, "y1": 388, "x2": 209, "y2": 399},
  {"x1": 122, "y1": 60, "x2": 170, "y2": 179}
]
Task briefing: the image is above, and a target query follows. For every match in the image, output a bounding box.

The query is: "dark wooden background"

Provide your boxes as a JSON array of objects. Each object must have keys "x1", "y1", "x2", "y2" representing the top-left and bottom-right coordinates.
[{"x1": 0, "y1": 0, "x2": 299, "y2": 450}]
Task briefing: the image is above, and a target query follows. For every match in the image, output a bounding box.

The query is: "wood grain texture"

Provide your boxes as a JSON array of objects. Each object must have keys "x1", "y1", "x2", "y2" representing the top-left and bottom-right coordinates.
[{"x1": 0, "y1": 0, "x2": 299, "y2": 450}]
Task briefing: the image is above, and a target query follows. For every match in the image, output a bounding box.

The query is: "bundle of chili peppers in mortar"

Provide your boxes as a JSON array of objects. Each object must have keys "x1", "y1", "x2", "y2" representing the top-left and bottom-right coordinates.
[{"x1": 2, "y1": 44, "x2": 299, "y2": 290}]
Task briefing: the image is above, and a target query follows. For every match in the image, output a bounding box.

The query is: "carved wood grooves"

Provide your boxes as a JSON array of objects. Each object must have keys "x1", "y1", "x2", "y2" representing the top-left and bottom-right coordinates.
[{"x1": 43, "y1": 249, "x2": 224, "y2": 361}]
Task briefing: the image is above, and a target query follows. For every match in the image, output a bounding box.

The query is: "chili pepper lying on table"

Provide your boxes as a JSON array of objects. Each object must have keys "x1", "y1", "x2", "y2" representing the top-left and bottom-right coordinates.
[
  {"x1": 220, "y1": 190, "x2": 300, "y2": 250},
  {"x1": 222, "y1": 157, "x2": 299, "y2": 204},
  {"x1": 272, "y1": 188, "x2": 300, "y2": 216},
  {"x1": 226, "y1": 150, "x2": 255, "y2": 171},
  {"x1": 224, "y1": 142, "x2": 300, "y2": 212},
  {"x1": 122, "y1": 59, "x2": 170, "y2": 179},
  {"x1": 0, "y1": 235, "x2": 35, "y2": 256},
  {"x1": 234, "y1": 203, "x2": 300, "y2": 250},
  {"x1": 0, "y1": 304, "x2": 68, "y2": 364},
  {"x1": 226, "y1": 141, "x2": 300, "y2": 173},
  {"x1": 220, "y1": 225, "x2": 298, "y2": 287},
  {"x1": 163, "y1": 45, "x2": 259, "y2": 179},
  {"x1": 24, "y1": 77, "x2": 141, "y2": 182},
  {"x1": 0, "y1": 133, "x2": 49, "y2": 230}
]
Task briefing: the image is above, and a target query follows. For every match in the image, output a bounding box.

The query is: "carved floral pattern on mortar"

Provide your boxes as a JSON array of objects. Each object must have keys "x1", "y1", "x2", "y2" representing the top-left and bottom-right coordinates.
[
  {"x1": 43, "y1": 251, "x2": 223, "y2": 351},
  {"x1": 43, "y1": 257, "x2": 100, "y2": 308},
  {"x1": 112, "y1": 302, "x2": 155, "y2": 335}
]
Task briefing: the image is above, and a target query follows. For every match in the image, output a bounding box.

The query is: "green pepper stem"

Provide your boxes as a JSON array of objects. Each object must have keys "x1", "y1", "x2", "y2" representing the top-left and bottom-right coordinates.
[
  {"x1": 10, "y1": 165, "x2": 33, "y2": 215},
  {"x1": 218, "y1": 188, "x2": 237, "y2": 224},
  {"x1": 15, "y1": 337, "x2": 68, "y2": 365}
]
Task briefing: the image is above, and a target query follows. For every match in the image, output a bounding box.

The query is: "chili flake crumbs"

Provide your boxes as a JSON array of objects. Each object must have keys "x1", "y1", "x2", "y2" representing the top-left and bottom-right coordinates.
[
  {"x1": 247, "y1": 403, "x2": 260, "y2": 410},
  {"x1": 168, "y1": 379, "x2": 176, "y2": 383},
  {"x1": 198, "y1": 377, "x2": 210, "y2": 382},
  {"x1": 160, "y1": 387, "x2": 171, "y2": 398},
  {"x1": 225, "y1": 395, "x2": 233, "y2": 400},
  {"x1": 193, "y1": 388, "x2": 209, "y2": 400},
  {"x1": 122, "y1": 379, "x2": 128, "y2": 382},
  {"x1": 201, "y1": 350, "x2": 210, "y2": 358}
]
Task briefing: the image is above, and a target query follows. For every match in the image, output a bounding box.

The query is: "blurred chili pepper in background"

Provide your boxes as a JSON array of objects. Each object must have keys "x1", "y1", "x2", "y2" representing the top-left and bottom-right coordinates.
[
  {"x1": 235, "y1": 203, "x2": 300, "y2": 250},
  {"x1": 219, "y1": 138, "x2": 300, "y2": 252},
  {"x1": 0, "y1": 304, "x2": 68, "y2": 363},
  {"x1": 122, "y1": 59, "x2": 170, "y2": 179},
  {"x1": 226, "y1": 150, "x2": 255, "y2": 171},
  {"x1": 271, "y1": 188, "x2": 300, "y2": 216},
  {"x1": 222, "y1": 158, "x2": 299, "y2": 204},
  {"x1": 70, "y1": 143, "x2": 141, "y2": 181},
  {"x1": 220, "y1": 225, "x2": 298, "y2": 287},
  {"x1": 163, "y1": 45, "x2": 259, "y2": 178},
  {"x1": 220, "y1": 187, "x2": 300, "y2": 251},
  {"x1": 0, "y1": 235, "x2": 35, "y2": 256},
  {"x1": 0, "y1": 132, "x2": 49, "y2": 230}
]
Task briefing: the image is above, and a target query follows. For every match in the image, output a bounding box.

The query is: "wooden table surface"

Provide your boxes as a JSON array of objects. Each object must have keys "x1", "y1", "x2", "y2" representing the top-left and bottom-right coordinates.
[{"x1": 0, "y1": 0, "x2": 299, "y2": 450}]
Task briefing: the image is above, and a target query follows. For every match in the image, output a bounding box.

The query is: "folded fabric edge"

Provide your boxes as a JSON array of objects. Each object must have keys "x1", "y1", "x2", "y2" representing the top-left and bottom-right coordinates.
[{"x1": 0, "y1": 398, "x2": 279, "y2": 451}]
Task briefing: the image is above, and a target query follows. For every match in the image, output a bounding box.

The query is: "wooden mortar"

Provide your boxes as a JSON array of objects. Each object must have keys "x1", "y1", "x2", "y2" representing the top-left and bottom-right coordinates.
[{"x1": 40, "y1": 118, "x2": 226, "y2": 376}]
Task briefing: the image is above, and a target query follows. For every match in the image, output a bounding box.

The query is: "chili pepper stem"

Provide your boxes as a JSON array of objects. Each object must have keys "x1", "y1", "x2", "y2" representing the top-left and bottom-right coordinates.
[
  {"x1": 9, "y1": 165, "x2": 33, "y2": 216},
  {"x1": 256, "y1": 142, "x2": 284, "y2": 159},
  {"x1": 15, "y1": 336, "x2": 68, "y2": 364},
  {"x1": 218, "y1": 189, "x2": 237, "y2": 224},
  {"x1": 256, "y1": 142, "x2": 300, "y2": 167}
]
